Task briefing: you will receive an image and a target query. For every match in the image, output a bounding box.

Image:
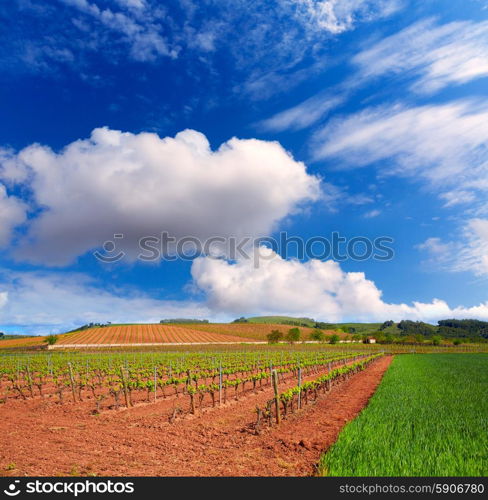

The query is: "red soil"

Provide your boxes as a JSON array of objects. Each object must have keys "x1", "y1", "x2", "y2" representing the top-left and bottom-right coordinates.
[
  {"x1": 56, "y1": 324, "x2": 255, "y2": 345},
  {"x1": 0, "y1": 337, "x2": 46, "y2": 348},
  {"x1": 0, "y1": 356, "x2": 392, "y2": 477},
  {"x1": 188, "y1": 323, "x2": 341, "y2": 341}
]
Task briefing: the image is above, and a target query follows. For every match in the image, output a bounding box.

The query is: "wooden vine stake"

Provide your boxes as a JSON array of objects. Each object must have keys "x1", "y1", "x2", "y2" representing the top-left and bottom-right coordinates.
[
  {"x1": 153, "y1": 366, "x2": 157, "y2": 403},
  {"x1": 186, "y1": 369, "x2": 191, "y2": 392},
  {"x1": 120, "y1": 366, "x2": 130, "y2": 408},
  {"x1": 297, "y1": 366, "x2": 302, "y2": 410},
  {"x1": 272, "y1": 369, "x2": 281, "y2": 424},
  {"x1": 67, "y1": 362, "x2": 77, "y2": 403},
  {"x1": 219, "y1": 361, "x2": 223, "y2": 406}
]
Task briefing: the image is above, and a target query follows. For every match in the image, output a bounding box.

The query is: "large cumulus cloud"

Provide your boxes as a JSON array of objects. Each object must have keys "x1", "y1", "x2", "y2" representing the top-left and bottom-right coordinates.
[
  {"x1": 192, "y1": 247, "x2": 488, "y2": 322},
  {"x1": 4, "y1": 127, "x2": 320, "y2": 265}
]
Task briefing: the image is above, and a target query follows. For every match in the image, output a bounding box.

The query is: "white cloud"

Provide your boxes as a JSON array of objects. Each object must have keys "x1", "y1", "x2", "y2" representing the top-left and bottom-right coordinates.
[
  {"x1": 448, "y1": 219, "x2": 488, "y2": 277},
  {"x1": 114, "y1": 0, "x2": 146, "y2": 9},
  {"x1": 440, "y1": 190, "x2": 477, "y2": 208},
  {"x1": 363, "y1": 209, "x2": 381, "y2": 218},
  {"x1": 293, "y1": 0, "x2": 403, "y2": 35},
  {"x1": 0, "y1": 270, "x2": 210, "y2": 334},
  {"x1": 418, "y1": 219, "x2": 488, "y2": 277},
  {"x1": 3, "y1": 127, "x2": 320, "y2": 265},
  {"x1": 0, "y1": 148, "x2": 29, "y2": 183},
  {"x1": 0, "y1": 185, "x2": 27, "y2": 247},
  {"x1": 417, "y1": 237, "x2": 452, "y2": 257},
  {"x1": 353, "y1": 18, "x2": 488, "y2": 94},
  {"x1": 263, "y1": 16, "x2": 488, "y2": 132},
  {"x1": 0, "y1": 291, "x2": 7, "y2": 309},
  {"x1": 192, "y1": 247, "x2": 488, "y2": 322},
  {"x1": 258, "y1": 93, "x2": 345, "y2": 132},
  {"x1": 61, "y1": 0, "x2": 175, "y2": 61},
  {"x1": 312, "y1": 99, "x2": 488, "y2": 210}
]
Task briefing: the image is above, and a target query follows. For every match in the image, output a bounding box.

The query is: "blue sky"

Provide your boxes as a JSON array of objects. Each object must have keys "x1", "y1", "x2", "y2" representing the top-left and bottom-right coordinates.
[{"x1": 1, "y1": 0, "x2": 488, "y2": 333}]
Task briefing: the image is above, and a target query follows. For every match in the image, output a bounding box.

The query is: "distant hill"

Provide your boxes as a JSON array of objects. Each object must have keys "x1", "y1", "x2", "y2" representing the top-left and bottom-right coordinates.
[
  {"x1": 313, "y1": 322, "x2": 399, "y2": 334},
  {"x1": 0, "y1": 334, "x2": 35, "y2": 341},
  {"x1": 237, "y1": 316, "x2": 317, "y2": 327}
]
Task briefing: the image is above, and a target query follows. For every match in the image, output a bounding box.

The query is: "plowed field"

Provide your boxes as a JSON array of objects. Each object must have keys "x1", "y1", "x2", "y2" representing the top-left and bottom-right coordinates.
[
  {"x1": 56, "y1": 324, "x2": 255, "y2": 345},
  {"x1": 183, "y1": 323, "x2": 339, "y2": 341}
]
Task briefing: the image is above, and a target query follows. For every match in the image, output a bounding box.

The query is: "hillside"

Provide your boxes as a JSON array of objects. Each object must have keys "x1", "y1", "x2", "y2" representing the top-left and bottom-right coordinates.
[
  {"x1": 0, "y1": 335, "x2": 46, "y2": 349},
  {"x1": 55, "y1": 324, "x2": 255, "y2": 346},
  {"x1": 183, "y1": 322, "x2": 342, "y2": 341},
  {"x1": 0, "y1": 322, "x2": 348, "y2": 349},
  {"x1": 237, "y1": 316, "x2": 317, "y2": 327}
]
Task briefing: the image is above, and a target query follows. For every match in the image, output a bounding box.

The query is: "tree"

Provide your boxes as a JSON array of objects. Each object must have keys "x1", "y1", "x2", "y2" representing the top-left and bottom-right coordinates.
[
  {"x1": 310, "y1": 330, "x2": 324, "y2": 342},
  {"x1": 432, "y1": 335, "x2": 442, "y2": 346},
  {"x1": 267, "y1": 330, "x2": 283, "y2": 344},
  {"x1": 453, "y1": 338, "x2": 462, "y2": 346},
  {"x1": 329, "y1": 334, "x2": 340, "y2": 344},
  {"x1": 45, "y1": 334, "x2": 58, "y2": 346},
  {"x1": 285, "y1": 328, "x2": 300, "y2": 344},
  {"x1": 232, "y1": 317, "x2": 248, "y2": 324},
  {"x1": 398, "y1": 320, "x2": 436, "y2": 336},
  {"x1": 0, "y1": 332, "x2": 4, "y2": 337},
  {"x1": 380, "y1": 320, "x2": 394, "y2": 330}
]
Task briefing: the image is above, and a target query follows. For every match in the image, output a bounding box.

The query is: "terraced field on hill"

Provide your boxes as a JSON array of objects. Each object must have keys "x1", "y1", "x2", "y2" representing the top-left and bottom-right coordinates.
[
  {"x1": 182, "y1": 322, "x2": 339, "y2": 340},
  {"x1": 55, "y1": 324, "x2": 255, "y2": 345}
]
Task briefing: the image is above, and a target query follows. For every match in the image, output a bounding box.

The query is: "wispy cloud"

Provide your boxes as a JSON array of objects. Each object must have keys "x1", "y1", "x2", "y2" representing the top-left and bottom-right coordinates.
[
  {"x1": 1, "y1": 0, "x2": 405, "y2": 99},
  {"x1": 418, "y1": 219, "x2": 488, "y2": 278},
  {"x1": 292, "y1": 0, "x2": 403, "y2": 35},
  {"x1": 312, "y1": 99, "x2": 488, "y2": 211},
  {"x1": 261, "y1": 16, "x2": 488, "y2": 131},
  {"x1": 60, "y1": 0, "x2": 176, "y2": 61},
  {"x1": 363, "y1": 209, "x2": 381, "y2": 218},
  {"x1": 352, "y1": 17, "x2": 488, "y2": 94},
  {"x1": 440, "y1": 190, "x2": 477, "y2": 208},
  {"x1": 258, "y1": 92, "x2": 345, "y2": 131}
]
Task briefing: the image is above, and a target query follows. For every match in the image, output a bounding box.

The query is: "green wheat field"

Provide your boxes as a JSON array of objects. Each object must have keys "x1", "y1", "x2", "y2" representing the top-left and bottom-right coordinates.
[{"x1": 320, "y1": 354, "x2": 488, "y2": 476}]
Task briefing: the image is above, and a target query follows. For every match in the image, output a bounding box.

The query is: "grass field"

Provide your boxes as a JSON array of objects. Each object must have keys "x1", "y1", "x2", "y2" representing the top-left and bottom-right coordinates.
[
  {"x1": 245, "y1": 316, "x2": 316, "y2": 327},
  {"x1": 319, "y1": 354, "x2": 488, "y2": 476}
]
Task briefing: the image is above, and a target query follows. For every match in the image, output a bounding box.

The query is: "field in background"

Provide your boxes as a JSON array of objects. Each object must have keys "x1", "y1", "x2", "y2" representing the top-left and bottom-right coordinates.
[
  {"x1": 181, "y1": 322, "x2": 338, "y2": 341},
  {"x1": 55, "y1": 324, "x2": 255, "y2": 345},
  {"x1": 319, "y1": 354, "x2": 488, "y2": 476},
  {"x1": 0, "y1": 336, "x2": 47, "y2": 349},
  {"x1": 1, "y1": 320, "x2": 487, "y2": 352},
  {"x1": 245, "y1": 316, "x2": 316, "y2": 327}
]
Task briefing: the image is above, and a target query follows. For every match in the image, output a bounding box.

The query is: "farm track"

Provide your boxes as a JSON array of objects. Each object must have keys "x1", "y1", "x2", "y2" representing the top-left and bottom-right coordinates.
[{"x1": 0, "y1": 356, "x2": 392, "y2": 476}]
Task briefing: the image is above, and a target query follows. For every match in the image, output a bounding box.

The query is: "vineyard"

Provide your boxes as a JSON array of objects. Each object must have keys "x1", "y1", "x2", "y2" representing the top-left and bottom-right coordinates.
[
  {"x1": 0, "y1": 350, "x2": 380, "y2": 418},
  {"x1": 2, "y1": 349, "x2": 485, "y2": 476},
  {"x1": 0, "y1": 346, "x2": 392, "y2": 476}
]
